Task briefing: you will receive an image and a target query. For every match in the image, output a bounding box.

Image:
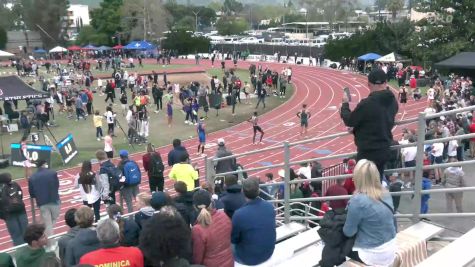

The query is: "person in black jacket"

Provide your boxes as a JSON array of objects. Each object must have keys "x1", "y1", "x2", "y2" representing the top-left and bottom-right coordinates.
[
  {"x1": 216, "y1": 175, "x2": 246, "y2": 218},
  {"x1": 167, "y1": 139, "x2": 189, "y2": 166},
  {"x1": 0, "y1": 172, "x2": 28, "y2": 246},
  {"x1": 340, "y1": 68, "x2": 398, "y2": 179}
]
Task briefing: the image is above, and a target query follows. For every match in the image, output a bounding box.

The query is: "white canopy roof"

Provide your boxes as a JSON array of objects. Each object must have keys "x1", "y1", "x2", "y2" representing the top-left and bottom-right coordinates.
[
  {"x1": 49, "y1": 46, "x2": 67, "y2": 53},
  {"x1": 0, "y1": 50, "x2": 14, "y2": 57},
  {"x1": 376, "y1": 52, "x2": 396, "y2": 62}
]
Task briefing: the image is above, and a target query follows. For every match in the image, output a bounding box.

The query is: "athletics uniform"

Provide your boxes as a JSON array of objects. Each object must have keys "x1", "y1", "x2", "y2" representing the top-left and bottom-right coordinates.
[
  {"x1": 299, "y1": 110, "x2": 309, "y2": 128},
  {"x1": 250, "y1": 115, "x2": 264, "y2": 144},
  {"x1": 197, "y1": 122, "x2": 206, "y2": 144}
]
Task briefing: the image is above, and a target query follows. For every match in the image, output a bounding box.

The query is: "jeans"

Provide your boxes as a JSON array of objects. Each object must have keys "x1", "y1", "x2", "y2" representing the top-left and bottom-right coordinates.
[
  {"x1": 149, "y1": 176, "x2": 164, "y2": 192},
  {"x1": 96, "y1": 127, "x2": 103, "y2": 138},
  {"x1": 76, "y1": 108, "x2": 85, "y2": 120},
  {"x1": 83, "y1": 198, "x2": 101, "y2": 222},
  {"x1": 255, "y1": 96, "x2": 266, "y2": 108},
  {"x1": 120, "y1": 185, "x2": 139, "y2": 213},
  {"x1": 39, "y1": 203, "x2": 60, "y2": 237},
  {"x1": 5, "y1": 212, "x2": 28, "y2": 246}
]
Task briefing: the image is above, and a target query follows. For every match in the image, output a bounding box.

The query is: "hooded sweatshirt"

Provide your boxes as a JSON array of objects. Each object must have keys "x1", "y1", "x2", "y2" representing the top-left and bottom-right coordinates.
[
  {"x1": 340, "y1": 89, "x2": 398, "y2": 153},
  {"x1": 134, "y1": 206, "x2": 155, "y2": 229},
  {"x1": 15, "y1": 246, "x2": 56, "y2": 267},
  {"x1": 168, "y1": 145, "x2": 188, "y2": 166},
  {"x1": 65, "y1": 228, "x2": 100, "y2": 266},
  {"x1": 217, "y1": 184, "x2": 246, "y2": 218}
]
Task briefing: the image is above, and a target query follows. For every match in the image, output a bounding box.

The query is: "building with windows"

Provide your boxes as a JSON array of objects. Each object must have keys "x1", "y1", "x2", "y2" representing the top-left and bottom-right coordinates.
[{"x1": 65, "y1": 4, "x2": 91, "y2": 40}]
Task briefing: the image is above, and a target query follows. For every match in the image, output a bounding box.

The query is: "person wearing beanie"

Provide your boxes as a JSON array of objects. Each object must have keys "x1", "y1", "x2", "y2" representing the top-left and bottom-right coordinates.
[
  {"x1": 192, "y1": 190, "x2": 233, "y2": 267},
  {"x1": 340, "y1": 68, "x2": 398, "y2": 181},
  {"x1": 0, "y1": 172, "x2": 28, "y2": 246}
]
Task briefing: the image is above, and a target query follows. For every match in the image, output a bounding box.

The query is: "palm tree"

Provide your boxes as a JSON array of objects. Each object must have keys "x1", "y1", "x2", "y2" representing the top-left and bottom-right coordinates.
[{"x1": 387, "y1": 0, "x2": 405, "y2": 21}]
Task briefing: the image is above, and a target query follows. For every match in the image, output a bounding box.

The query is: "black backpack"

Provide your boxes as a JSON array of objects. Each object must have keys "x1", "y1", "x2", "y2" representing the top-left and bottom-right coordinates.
[
  {"x1": 0, "y1": 183, "x2": 25, "y2": 218},
  {"x1": 149, "y1": 153, "x2": 164, "y2": 177}
]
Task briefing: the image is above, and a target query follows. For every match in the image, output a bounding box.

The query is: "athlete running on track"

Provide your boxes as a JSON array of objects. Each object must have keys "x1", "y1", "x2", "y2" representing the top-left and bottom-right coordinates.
[
  {"x1": 197, "y1": 119, "x2": 206, "y2": 156},
  {"x1": 248, "y1": 111, "x2": 264, "y2": 144},
  {"x1": 297, "y1": 104, "x2": 311, "y2": 136}
]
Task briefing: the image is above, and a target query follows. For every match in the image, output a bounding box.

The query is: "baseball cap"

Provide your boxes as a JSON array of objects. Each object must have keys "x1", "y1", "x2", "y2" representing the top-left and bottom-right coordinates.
[
  {"x1": 368, "y1": 69, "x2": 387, "y2": 85},
  {"x1": 119, "y1": 150, "x2": 129, "y2": 157},
  {"x1": 217, "y1": 138, "x2": 225, "y2": 146},
  {"x1": 193, "y1": 189, "x2": 212, "y2": 208}
]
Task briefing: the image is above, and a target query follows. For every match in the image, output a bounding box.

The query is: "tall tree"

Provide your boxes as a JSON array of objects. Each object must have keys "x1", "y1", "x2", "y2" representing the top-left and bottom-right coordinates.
[
  {"x1": 222, "y1": 0, "x2": 243, "y2": 16},
  {"x1": 215, "y1": 17, "x2": 248, "y2": 35},
  {"x1": 121, "y1": 0, "x2": 170, "y2": 41},
  {"x1": 387, "y1": 0, "x2": 404, "y2": 20},
  {"x1": 21, "y1": 0, "x2": 69, "y2": 48},
  {"x1": 90, "y1": 0, "x2": 124, "y2": 45}
]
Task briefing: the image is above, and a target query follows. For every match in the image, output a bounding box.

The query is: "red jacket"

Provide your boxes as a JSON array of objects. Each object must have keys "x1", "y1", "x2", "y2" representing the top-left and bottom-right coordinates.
[
  {"x1": 409, "y1": 77, "x2": 417, "y2": 89},
  {"x1": 192, "y1": 210, "x2": 233, "y2": 267},
  {"x1": 79, "y1": 246, "x2": 143, "y2": 267},
  {"x1": 343, "y1": 169, "x2": 355, "y2": 195}
]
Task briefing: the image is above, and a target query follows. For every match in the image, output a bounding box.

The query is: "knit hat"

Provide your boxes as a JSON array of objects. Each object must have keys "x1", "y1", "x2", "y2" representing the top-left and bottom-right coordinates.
[
  {"x1": 151, "y1": 191, "x2": 168, "y2": 210},
  {"x1": 193, "y1": 189, "x2": 212, "y2": 209}
]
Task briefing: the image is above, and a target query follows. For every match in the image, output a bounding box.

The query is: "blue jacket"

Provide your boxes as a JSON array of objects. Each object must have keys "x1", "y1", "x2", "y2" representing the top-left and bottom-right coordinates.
[
  {"x1": 343, "y1": 193, "x2": 396, "y2": 249},
  {"x1": 216, "y1": 184, "x2": 246, "y2": 218},
  {"x1": 231, "y1": 198, "x2": 276, "y2": 265},
  {"x1": 28, "y1": 168, "x2": 60, "y2": 207},
  {"x1": 167, "y1": 146, "x2": 188, "y2": 166},
  {"x1": 421, "y1": 177, "x2": 432, "y2": 214}
]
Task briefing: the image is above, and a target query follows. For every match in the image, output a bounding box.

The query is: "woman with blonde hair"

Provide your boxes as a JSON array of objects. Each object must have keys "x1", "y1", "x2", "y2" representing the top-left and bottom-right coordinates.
[
  {"x1": 343, "y1": 159, "x2": 397, "y2": 266},
  {"x1": 191, "y1": 189, "x2": 233, "y2": 267}
]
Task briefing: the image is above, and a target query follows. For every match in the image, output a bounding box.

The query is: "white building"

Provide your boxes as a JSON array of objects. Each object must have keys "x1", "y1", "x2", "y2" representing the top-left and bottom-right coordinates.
[{"x1": 65, "y1": 4, "x2": 91, "y2": 40}]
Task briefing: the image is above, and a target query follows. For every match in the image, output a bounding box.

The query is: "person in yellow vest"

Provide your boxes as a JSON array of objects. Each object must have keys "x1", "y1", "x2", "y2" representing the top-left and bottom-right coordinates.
[{"x1": 169, "y1": 152, "x2": 199, "y2": 191}]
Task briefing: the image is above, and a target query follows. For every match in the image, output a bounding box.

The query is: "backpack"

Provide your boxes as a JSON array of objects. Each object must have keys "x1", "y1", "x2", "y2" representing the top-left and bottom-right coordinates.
[
  {"x1": 123, "y1": 160, "x2": 141, "y2": 186},
  {"x1": 149, "y1": 153, "x2": 164, "y2": 177},
  {"x1": 0, "y1": 183, "x2": 25, "y2": 218},
  {"x1": 100, "y1": 162, "x2": 122, "y2": 191}
]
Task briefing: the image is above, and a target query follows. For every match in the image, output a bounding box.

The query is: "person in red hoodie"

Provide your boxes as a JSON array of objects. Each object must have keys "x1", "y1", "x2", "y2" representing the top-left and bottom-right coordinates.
[
  {"x1": 192, "y1": 189, "x2": 233, "y2": 267},
  {"x1": 343, "y1": 159, "x2": 356, "y2": 195},
  {"x1": 79, "y1": 218, "x2": 143, "y2": 267}
]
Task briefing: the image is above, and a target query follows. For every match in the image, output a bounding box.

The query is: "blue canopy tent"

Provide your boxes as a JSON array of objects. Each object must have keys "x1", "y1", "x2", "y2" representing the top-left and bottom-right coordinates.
[
  {"x1": 124, "y1": 41, "x2": 156, "y2": 50},
  {"x1": 82, "y1": 44, "x2": 98, "y2": 50},
  {"x1": 358, "y1": 53, "x2": 381, "y2": 73},
  {"x1": 33, "y1": 48, "x2": 47, "y2": 54},
  {"x1": 97, "y1": 45, "x2": 111, "y2": 51}
]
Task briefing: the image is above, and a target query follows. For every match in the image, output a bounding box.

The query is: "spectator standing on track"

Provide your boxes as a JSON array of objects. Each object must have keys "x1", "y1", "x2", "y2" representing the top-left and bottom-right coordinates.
[
  {"x1": 28, "y1": 160, "x2": 60, "y2": 237},
  {"x1": 0, "y1": 172, "x2": 28, "y2": 246},
  {"x1": 443, "y1": 158, "x2": 465, "y2": 213},
  {"x1": 216, "y1": 175, "x2": 246, "y2": 219},
  {"x1": 58, "y1": 208, "x2": 79, "y2": 267},
  {"x1": 118, "y1": 150, "x2": 142, "y2": 213},
  {"x1": 64, "y1": 206, "x2": 100, "y2": 267},
  {"x1": 142, "y1": 143, "x2": 165, "y2": 192},
  {"x1": 340, "y1": 69, "x2": 398, "y2": 180},
  {"x1": 192, "y1": 189, "x2": 233, "y2": 267},
  {"x1": 168, "y1": 138, "x2": 189, "y2": 166},
  {"x1": 169, "y1": 152, "x2": 199, "y2": 192},
  {"x1": 214, "y1": 138, "x2": 236, "y2": 175},
  {"x1": 74, "y1": 161, "x2": 102, "y2": 222},
  {"x1": 15, "y1": 224, "x2": 58, "y2": 267},
  {"x1": 79, "y1": 218, "x2": 144, "y2": 267},
  {"x1": 231, "y1": 178, "x2": 276, "y2": 265},
  {"x1": 343, "y1": 160, "x2": 396, "y2": 266},
  {"x1": 96, "y1": 150, "x2": 118, "y2": 205}
]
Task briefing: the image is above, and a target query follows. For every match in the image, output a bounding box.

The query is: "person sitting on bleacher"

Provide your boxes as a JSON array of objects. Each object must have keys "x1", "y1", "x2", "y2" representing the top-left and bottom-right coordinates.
[
  {"x1": 231, "y1": 178, "x2": 276, "y2": 266},
  {"x1": 343, "y1": 159, "x2": 397, "y2": 266}
]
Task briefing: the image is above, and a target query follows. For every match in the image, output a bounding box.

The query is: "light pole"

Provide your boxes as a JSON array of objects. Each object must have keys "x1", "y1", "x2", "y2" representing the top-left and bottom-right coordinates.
[
  {"x1": 299, "y1": 8, "x2": 308, "y2": 39},
  {"x1": 192, "y1": 9, "x2": 201, "y2": 33}
]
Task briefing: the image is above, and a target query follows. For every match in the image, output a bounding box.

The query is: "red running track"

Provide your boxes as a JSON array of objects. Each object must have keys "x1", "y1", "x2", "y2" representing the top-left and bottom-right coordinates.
[{"x1": 0, "y1": 59, "x2": 429, "y2": 250}]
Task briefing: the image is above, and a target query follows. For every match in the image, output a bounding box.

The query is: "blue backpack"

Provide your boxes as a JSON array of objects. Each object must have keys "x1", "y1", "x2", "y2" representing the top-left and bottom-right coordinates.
[{"x1": 123, "y1": 160, "x2": 141, "y2": 186}]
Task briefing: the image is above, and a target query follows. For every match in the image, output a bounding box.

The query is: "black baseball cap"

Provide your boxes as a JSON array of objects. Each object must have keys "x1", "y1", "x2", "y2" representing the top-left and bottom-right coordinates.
[{"x1": 368, "y1": 69, "x2": 387, "y2": 85}]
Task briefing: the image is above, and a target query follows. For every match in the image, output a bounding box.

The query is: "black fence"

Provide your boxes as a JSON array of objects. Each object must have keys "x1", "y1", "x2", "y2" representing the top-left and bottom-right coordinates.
[{"x1": 211, "y1": 43, "x2": 324, "y2": 58}]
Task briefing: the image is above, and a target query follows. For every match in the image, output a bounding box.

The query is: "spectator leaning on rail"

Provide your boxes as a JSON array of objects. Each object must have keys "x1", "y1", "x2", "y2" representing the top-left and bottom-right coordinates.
[
  {"x1": 343, "y1": 159, "x2": 397, "y2": 266},
  {"x1": 64, "y1": 206, "x2": 100, "y2": 267},
  {"x1": 231, "y1": 178, "x2": 276, "y2": 265},
  {"x1": 15, "y1": 223, "x2": 58, "y2": 267},
  {"x1": 79, "y1": 218, "x2": 144, "y2": 267},
  {"x1": 340, "y1": 68, "x2": 398, "y2": 180}
]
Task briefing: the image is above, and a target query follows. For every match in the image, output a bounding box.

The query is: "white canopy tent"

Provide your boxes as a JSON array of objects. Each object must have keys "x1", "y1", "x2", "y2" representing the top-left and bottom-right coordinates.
[
  {"x1": 49, "y1": 46, "x2": 67, "y2": 53},
  {"x1": 0, "y1": 50, "x2": 14, "y2": 57},
  {"x1": 375, "y1": 52, "x2": 396, "y2": 62}
]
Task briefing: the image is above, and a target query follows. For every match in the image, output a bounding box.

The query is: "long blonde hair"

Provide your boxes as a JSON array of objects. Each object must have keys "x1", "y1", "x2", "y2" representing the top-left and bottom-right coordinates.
[
  {"x1": 353, "y1": 159, "x2": 383, "y2": 200},
  {"x1": 196, "y1": 203, "x2": 213, "y2": 228}
]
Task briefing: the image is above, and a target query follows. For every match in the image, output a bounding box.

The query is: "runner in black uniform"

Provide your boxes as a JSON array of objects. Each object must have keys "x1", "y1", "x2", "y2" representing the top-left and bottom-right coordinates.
[
  {"x1": 297, "y1": 104, "x2": 311, "y2": 136},
  {"x1": 248, "y1": 111, "x2": 264, "y2": 145}
]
